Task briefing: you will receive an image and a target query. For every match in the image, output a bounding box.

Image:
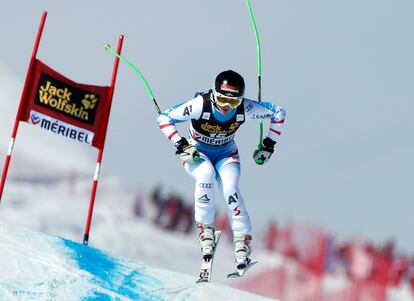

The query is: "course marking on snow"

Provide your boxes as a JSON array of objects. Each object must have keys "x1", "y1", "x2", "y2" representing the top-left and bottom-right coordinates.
[{"x1": 63, "y1": 239, "x2": 163, "y2": 301}]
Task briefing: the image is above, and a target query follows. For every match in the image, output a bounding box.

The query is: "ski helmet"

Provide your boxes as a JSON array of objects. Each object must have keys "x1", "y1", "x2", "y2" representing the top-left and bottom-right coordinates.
[{"x1": 214, "y1": 70, "x2": 245, "y2": 98}]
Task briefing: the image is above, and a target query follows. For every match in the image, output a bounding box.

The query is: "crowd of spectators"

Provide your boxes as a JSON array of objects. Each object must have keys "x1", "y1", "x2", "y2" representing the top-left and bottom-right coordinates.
[
  {"x1": 133, "y1": 185, "x2": 194, "y2": 234},
  {"x1": 263, "y1": 220, "x2": 414, "y2": 294},
  {"x1": 133, "y1": 184, "x2": 235, "y2": 237}
]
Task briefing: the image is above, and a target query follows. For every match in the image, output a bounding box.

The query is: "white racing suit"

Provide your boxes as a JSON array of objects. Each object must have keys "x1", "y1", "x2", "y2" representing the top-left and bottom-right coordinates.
[{"x1": 157, "y1": 91, "x2": 285, "y2": 236}]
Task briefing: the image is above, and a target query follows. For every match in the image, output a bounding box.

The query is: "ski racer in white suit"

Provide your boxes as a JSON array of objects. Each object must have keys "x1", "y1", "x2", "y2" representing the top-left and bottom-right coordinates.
[{"x1": 157, "y1": 70, "x2": 286, "y2": 266}]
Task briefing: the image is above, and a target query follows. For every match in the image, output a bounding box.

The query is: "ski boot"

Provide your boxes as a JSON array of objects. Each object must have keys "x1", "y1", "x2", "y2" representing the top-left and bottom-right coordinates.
[
  {"x1": 197, "y1": 223, "x2": 216, "y2": 257},
  {"x1": 234, "y1": 234, "x2": 252, "y2": 269}
]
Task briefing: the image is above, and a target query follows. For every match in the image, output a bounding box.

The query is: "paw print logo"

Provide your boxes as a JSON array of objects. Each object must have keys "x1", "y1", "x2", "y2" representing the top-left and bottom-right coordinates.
[{"x1": 81, "y1": 94, "x2": 99, "y2": 110}]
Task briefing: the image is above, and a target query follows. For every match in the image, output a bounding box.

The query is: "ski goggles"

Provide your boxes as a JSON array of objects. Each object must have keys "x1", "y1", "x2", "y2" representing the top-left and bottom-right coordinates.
[{"x1": 213, "y1": 92, "x2": 243, "y2": 108}]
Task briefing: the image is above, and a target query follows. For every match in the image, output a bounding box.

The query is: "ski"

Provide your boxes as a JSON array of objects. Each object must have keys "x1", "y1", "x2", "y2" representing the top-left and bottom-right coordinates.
[
  {"x1": 196, "y1": 230, "x2": 222, "y2": 283},
  {"x1": 227, "y1": 259, "x2": 258, "y2": 278}
]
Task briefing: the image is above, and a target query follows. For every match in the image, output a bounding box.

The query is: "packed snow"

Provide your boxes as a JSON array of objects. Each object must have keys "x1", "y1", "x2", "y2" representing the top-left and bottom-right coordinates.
[{"x1": 0, "y1": 220, "x2": 277, "y2": 301}]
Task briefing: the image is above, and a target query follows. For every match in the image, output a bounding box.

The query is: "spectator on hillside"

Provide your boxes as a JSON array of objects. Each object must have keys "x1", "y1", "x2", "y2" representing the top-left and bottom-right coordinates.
[
  {"x1": 348, "y1": 242, "x2": 373, "y2": 281},
  {"x1": 381, "y1": 239, "x2": 395, "y2": 258},
  {"x1": 264, "y1": 219, "x2": 279, "y2": 252},
  {"x1": 406, "y1": 257, "x2": 414, "y2": 294},
  {"x1": 159, "y1": 192, "x2": 184, "y2": 231},
  {"x1": 178, "y1": 204, "x2": 194, "y2": 234},
  {"x1": 150, "y1": 185, "x2": 164, "y2": 225},
  {"x1": 332, "y1": 242, "x2": 352, "y2": 276},
  {"x1": 132, "y1": 192, "x2": 144, "y2": 217},
  {"x1": 389, "y1": 255, "x2": 408, "y2": 287}
]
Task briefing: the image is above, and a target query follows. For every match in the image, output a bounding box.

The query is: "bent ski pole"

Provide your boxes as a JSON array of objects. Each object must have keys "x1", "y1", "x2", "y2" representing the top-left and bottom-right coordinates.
[
  {"x1": 104, "y1": 45, "x2": 200, "y2": 162},
  {"x1": 104, "y1": 44, "x2": 162, "y2": 115},
  {"x1": 245, "y1": 0, "x2": 265, "y2": 163}
]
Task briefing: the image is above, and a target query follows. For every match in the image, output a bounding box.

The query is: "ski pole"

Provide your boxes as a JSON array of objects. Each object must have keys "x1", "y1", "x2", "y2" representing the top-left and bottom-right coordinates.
[
  {"x1": 245, "y1": 0, "x2": 265, "y2": 163},
  {"x1": 104, "y1": 45, "x2": 200, "y2": 162},
  {"x1": 104, "y1": 44, "x2": 162, "y2": 115}
]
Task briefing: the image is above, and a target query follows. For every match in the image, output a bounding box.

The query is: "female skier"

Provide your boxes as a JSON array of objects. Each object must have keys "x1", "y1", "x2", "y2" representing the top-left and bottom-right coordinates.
[{"x1": 157, "y1": 70, "x2": 286, "y2": 268}]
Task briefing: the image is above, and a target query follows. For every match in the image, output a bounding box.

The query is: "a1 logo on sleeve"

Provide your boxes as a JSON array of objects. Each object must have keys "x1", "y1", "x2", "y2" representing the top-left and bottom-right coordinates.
[{"x1": 183, "y1": 104, "x2": 193, "y2": 116}]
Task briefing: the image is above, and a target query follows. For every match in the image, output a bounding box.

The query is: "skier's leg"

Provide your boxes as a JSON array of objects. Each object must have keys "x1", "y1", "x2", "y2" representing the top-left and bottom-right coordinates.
[
  {"x1": 184, "y1": 154, "x2": 216, "y2": 225},
  {"x1": 216, "y1": 157, "x2": 251, "y2": 236},
  {"x1": 216, "y1": 155, "x2": 252, "y2": 262},
  {"x1": 184, "y1": 154, "x2": 216, "y2": 255}
]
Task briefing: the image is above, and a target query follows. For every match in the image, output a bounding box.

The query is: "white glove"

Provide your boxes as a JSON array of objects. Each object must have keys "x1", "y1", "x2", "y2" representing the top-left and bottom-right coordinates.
[
  {"x1": 253, "y1": 137, "x2": 275, "y2": 165},
  {"x1": 175, "y1": 138, "x2": 200, "y2": 163}
]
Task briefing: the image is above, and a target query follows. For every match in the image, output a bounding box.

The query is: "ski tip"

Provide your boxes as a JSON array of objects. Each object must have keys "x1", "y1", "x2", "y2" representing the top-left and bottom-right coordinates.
[
  {"x1": 104, "y1": 44, "x2": 111, "y2": 50},
  {"x1": 227, "y1": 272, "x2": 241, "y2": 279},
  {"x1": 227, "y1": 260, "x2": 258, "y2": 278}
]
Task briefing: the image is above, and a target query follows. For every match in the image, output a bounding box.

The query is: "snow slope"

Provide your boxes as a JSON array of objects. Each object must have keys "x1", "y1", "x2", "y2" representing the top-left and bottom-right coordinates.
[
  {"x1": 0, "y1": 220, "x2": 276, "y2": 301},
  {"x1": 2, "y1": 177, "x2": 414, "y2": 300}
]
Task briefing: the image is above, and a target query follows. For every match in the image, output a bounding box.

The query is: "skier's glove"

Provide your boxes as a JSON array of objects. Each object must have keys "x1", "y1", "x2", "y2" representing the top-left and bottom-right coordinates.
[
  {"x1": 175, "y1": 137, "x2": 200, "y2": 163},
  {"x1": 253, "y1": 137, "x2": 276, "y2": 165}
]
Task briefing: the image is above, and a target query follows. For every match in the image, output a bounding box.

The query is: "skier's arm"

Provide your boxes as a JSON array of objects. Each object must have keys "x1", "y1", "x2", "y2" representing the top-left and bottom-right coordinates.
[
  {"x1": 156, "y1": 96, "x2": 203, "y2": 145},
  {"x1": 266, "y1": 104, "x2": 286, "y2": 144},
  {"x1": 244, "y1": 99, "x2": 286, "y2": 165},
  {"x1": 243, "y1": 99, "x2": 286, "y2": 144}
]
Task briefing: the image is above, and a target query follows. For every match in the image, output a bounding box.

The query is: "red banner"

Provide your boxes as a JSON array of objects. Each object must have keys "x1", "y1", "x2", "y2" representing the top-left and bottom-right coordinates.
[{"x1": 19, "y1": 59, "x2": 111, "y2": 149}]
